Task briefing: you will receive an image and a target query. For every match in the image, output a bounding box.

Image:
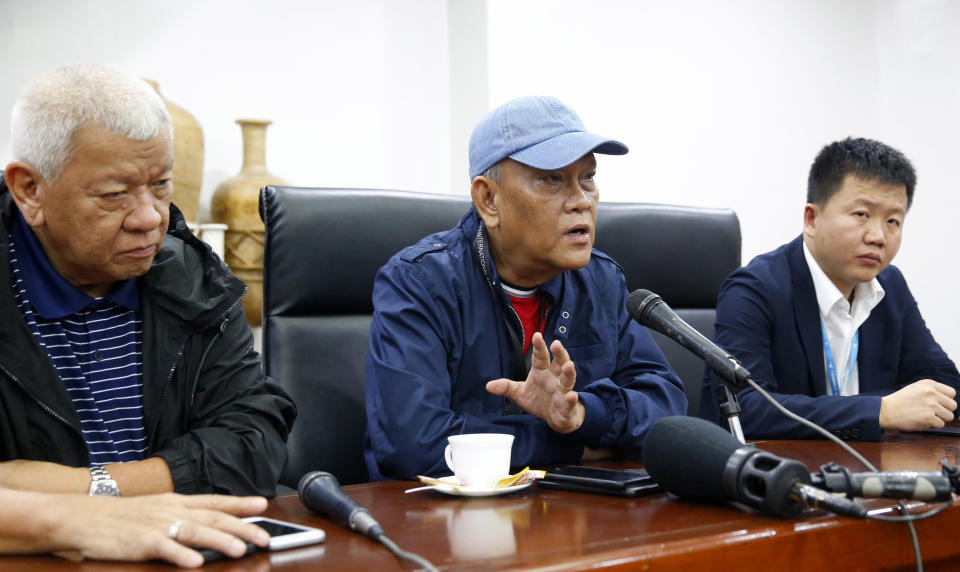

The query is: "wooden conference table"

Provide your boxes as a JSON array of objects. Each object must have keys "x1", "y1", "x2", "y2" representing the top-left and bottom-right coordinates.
[{"x1": 4, "y1": 433, "x2": 960, "y2": 571}]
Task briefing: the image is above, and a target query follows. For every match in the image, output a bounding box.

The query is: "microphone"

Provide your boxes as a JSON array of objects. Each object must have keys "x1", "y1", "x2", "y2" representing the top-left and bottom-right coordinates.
[
  {"x1": 298, "y1": 471, "x2": 385, "y2": 540},
  {"x1": 812, "y1": 462, "x2": 953, "y2": 501},
  {"x1": 642, "y1": 416, "x2": 867, "y2": 518},
  {"x1": 627, "y1": 289, "x2": 751, "y2": 390}
]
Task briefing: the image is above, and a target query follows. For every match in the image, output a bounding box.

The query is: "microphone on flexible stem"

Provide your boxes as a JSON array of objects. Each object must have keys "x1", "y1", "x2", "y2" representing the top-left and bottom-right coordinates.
[
  {"x1": 642, "y1": 416, "x2": 868, "y2": 519},
  {"x1": 813, "y1": 462, "x2": 954, "y2": 501},
  {"x1": 298, "y1": 472, "x2": 439, "y2": 572},
  {"x1": 626, "y1": 288, "x2": 749, "y2": 443},
  {"x1": 626, "y1": 289, "x2": 752, "y2": 389},
  {"x1": 298, "y1": 471, "x2": 385, "y2": 540}
]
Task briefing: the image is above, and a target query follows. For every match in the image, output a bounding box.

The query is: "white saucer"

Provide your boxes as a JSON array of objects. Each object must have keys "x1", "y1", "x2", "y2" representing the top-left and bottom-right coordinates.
[{"x1": 428, "y1": 475, "x2": 534, "y2": 497}]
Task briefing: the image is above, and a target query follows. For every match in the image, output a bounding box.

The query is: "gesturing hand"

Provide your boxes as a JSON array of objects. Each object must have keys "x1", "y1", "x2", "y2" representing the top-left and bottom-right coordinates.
[{"x1": 485, "y1": 332, "x2": 585, "y2": 433}]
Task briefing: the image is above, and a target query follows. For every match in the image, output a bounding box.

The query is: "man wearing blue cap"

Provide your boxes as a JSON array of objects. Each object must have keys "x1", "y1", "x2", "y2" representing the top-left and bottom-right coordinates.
[{"x1": 364, "y1": 96, "x2": 687, "y2": 480}]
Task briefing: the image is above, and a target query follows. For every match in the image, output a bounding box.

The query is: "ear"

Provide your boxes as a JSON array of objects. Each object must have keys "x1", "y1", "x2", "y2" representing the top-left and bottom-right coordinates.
[
  {"x1": 471, "y1": 175, "x2": 501, "y2": 229},
  {"x1": 4, "y1": 161, "x2": 45, "y2": 226},
  {"x1": 802, "y1": 203, "x2": 819, "y2": 239}
]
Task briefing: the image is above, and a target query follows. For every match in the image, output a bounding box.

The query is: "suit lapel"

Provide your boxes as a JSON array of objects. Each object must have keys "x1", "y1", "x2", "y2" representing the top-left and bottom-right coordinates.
[
  {"x1": 787, "y1": 238, "x2": 826, "y2": 396},
  {"x1": 858, "y1": 290, "x2": 886, "y2": 392}
]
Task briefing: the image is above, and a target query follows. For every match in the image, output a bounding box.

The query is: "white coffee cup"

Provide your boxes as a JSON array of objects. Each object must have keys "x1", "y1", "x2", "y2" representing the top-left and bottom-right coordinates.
[{"x1": 444, "y1": 433, "x2": 515, "y2": 489}]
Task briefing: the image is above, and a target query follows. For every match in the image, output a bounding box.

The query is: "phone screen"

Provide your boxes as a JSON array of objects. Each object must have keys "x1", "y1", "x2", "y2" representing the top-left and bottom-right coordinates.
[
  {"x1": 253, "y1": 520, "x2": 309, "y2": 536},
  {"x1": 244, "y1": 517, "x2": 325, "y2": 551}
]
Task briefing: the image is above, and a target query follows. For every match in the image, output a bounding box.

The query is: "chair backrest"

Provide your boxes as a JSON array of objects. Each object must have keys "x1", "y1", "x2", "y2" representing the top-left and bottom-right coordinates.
[
  {"x1": 261, "y1": 188, "x2": 471, "y2": 486},
  {"x1": 261, "y1": 187, "x2": 740, "y2": 486},
  {"x1": 592, "y1": 202, "x2": 741, "y2": 417}
]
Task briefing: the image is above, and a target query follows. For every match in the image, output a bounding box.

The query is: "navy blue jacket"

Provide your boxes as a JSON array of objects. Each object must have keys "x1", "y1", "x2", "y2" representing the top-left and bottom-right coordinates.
[
  {"x1": 364, "y1": 209, "x2": 687, "y2": 480},
  {"x1": 701, "y1": 236, "x2": 960, "y2": 440}
]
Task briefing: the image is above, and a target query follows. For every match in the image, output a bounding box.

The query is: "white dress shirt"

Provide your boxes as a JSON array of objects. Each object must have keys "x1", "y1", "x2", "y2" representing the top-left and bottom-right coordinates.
[{"x1": 802, "y1": 242, "x2": 885, "y2": 396}]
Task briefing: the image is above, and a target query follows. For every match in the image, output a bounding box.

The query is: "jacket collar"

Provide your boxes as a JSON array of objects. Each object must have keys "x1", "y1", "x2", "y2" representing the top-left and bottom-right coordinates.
[{"x1": 463, "y1": 208, "x2": 563, "y2": 303}]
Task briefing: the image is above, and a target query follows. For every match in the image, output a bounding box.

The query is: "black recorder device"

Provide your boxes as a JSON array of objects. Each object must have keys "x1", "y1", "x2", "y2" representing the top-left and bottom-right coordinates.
[{"x1": 538, "y1": 466, "x2": 663, "y2": 498}]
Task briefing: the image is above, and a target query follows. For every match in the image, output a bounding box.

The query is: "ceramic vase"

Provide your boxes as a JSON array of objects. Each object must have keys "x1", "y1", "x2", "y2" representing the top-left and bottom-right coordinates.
[
  {"x1": 211, "y1": 119, "x2": 288, "y2": 326},
  {"x1": 143, "y1": 79, "x2": 204, "y2": 225}
]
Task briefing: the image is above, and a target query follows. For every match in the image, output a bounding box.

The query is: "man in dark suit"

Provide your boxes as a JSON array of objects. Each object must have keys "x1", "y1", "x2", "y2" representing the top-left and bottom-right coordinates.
[{"x1": 702, "y1": 137, "x2": 959, "y2": 439}]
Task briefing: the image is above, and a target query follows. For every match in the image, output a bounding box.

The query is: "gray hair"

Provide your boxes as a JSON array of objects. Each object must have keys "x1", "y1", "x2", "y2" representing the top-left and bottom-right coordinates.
[
  {"x1": 10, "y1": 65, "x2": 172, "y2": 181},
  {"x1": 481, "y1": 161, "x2": 501, "y2": 182}
]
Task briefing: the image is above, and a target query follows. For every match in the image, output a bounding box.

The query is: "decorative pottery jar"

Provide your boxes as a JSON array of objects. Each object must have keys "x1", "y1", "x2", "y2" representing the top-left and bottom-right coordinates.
[{"x1": 211, "y1": 119, "x2": 287, "y2": 326}]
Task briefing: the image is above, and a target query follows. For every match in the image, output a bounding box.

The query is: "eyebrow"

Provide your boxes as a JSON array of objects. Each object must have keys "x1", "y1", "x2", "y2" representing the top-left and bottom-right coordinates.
[
  {"x1": 99, "y1": 163, "x2": 174, "y2": 183},
  {"x1": 849, "y1": 197, "x2": 906, "y2": 216}
]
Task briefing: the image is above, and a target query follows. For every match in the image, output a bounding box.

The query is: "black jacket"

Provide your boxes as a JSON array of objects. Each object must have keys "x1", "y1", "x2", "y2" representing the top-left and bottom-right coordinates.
[{"x1": 0, "y1": 181, "x2": 296, "y2": 496}]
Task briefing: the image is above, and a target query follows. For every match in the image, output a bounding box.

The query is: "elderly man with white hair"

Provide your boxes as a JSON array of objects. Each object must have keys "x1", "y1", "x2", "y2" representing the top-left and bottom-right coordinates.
[{"x1": 0, "y1": 65, "x2": 295, "y2": 498}]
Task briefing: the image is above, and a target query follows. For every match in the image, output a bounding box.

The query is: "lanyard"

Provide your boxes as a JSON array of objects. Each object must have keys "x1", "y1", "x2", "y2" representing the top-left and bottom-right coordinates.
[{"x1": 821, "y1": 317, "x2": 859, "y2": 396}]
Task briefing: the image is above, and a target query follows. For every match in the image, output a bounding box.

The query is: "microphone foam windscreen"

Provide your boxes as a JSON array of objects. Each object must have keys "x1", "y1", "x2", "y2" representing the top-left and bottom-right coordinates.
[{"x1": 642, "y1": 415, "x2": 742, "y2": 503}]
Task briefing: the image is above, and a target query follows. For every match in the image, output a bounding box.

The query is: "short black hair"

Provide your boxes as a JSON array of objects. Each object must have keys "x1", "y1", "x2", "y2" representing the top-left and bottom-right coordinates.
[{"x1": 807, "y1": 137, "x2": 916, "y2": 208}]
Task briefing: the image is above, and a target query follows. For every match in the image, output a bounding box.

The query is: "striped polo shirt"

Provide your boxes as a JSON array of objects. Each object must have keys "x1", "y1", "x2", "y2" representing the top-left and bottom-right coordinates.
[{"x1": 8, "y1": 213, "x2": 148, "y2": 464}]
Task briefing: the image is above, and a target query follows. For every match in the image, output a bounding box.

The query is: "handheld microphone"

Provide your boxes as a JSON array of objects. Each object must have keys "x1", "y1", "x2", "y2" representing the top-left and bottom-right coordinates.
[
  {"x1": 298, "y1": 471, "x2": 385, "y2": 540},
  {"x1": 813, "y1": 463, "x2": 954, "y2": 501},
  {"x1": 642, "y1": 416, "x2": 867, "y2": 519},
  {"x1": 626, "y1": 289, "x2": 751, "y2": 390}
]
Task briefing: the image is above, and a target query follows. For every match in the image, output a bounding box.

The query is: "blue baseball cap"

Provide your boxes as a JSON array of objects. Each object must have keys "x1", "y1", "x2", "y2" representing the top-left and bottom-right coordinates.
[{"x1": 468, "y1": 95, "x2": 628, "y2": 179}]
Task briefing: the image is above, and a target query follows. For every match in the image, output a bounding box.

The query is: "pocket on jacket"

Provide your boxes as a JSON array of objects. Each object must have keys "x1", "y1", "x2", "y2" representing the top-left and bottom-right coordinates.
[{"x1": 565, "y1": 342, "x2": 606, "y2": 361}]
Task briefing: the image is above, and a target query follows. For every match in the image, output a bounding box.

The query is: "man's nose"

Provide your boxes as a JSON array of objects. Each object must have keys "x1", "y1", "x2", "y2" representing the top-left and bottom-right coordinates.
[
  {"x1": 864, "y1": 218, "x2": 885, "y2": 245},
  {"x1": 124, "y1": 190, "x2": 163, "y2": 231},
  {"x1": 566, "y1": 184, "x2": 593, "y2": 212}
]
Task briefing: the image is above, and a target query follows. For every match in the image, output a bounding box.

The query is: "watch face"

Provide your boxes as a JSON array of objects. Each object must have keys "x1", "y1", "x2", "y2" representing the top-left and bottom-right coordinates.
[{"x1": 92, "y1": 482, "x2": 121, "y2": 496}]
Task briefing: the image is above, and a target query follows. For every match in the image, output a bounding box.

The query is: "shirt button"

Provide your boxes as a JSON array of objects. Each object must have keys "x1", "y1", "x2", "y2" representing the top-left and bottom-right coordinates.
[
  {"x1": 94, "y1": 350, "x2": 103, "y2": 362},
  {"x1": 561, "y1": 311, "x2": 570, "y2": 319},
  {"x1": 558, "y1": 326, "x2": 567, "y2": 334}
]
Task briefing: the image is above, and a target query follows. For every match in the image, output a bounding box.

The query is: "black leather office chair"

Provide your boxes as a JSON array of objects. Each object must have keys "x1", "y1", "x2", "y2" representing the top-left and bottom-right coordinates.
[
  {"x1": 593, "y1": 202, "x2": 741, "y2": 417},
  {"x1": 261, "y1": 187, "x2": 740, "y2": 486},
  {"x1": 261, "y1": 188, "x2": 471, "y2": 487}
]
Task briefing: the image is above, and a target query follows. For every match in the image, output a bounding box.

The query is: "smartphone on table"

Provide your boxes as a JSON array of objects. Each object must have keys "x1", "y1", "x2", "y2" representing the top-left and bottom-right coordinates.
[
  {"x1": 244, "y1": 516, "x2": 326, "y2": 550},
  {"x1": 199, "y1": 516, "x2": 325, "y2": 563},
  {"x1": 538, "y1": 466, "x2": 663, "y2": 498}
]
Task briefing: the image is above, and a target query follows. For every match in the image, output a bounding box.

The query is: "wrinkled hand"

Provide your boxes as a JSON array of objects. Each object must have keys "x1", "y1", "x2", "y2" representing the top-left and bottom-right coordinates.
[
  {"x1": 50, "y1": 493, "x2": 270, "y2": 568},
  {"x1": 485, "y1": 332, "x2": 585, "y2": 433},
  {"x1": 879, "y1": 379, "x2": 957, "y2": 432}
]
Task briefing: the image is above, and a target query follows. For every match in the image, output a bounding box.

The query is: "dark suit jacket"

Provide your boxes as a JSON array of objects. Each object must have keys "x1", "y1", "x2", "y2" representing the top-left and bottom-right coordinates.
[{"x1": 701, "y1": 236, "x2": 960, "y2": 440}]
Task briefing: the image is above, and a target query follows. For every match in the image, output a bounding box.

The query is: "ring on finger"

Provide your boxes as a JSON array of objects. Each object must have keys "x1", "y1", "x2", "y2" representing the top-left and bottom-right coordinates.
[
  {"x1": 167, "y1": 519, "x2": 185, "y2": 540},
  {"x1": 556, "y1": 377, "x2": 574, "y2": 392}
]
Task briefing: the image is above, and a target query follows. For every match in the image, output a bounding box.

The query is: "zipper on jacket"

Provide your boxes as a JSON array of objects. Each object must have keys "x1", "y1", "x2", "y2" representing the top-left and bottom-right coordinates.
[
  {"x1": 186, "y1": 289, "x2": 245, "y2": 404},
  {"x1": 0, "y1": 362, "x2": 81, "y2": 437},
  {"x1": 146, "y1": 345, "x2": 184, "y2": 451},
  {"x1": 509, "y1": 306, "x2": 525, "y2": 350},
  {"x1": 190, "y1": 317, "x2": 229, "y2": 406},
  {"x1": 508, "y1": 303, "x2": 552, "y2": 356},
  {"x1": 147, "y1": 292, "x2": 243, "y2": 449}
]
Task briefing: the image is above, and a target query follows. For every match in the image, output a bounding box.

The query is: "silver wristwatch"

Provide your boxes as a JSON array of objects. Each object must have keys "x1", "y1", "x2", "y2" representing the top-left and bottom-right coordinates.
[{"x1": 88, "y1": 464, "x2": 120, "y2": 496}]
